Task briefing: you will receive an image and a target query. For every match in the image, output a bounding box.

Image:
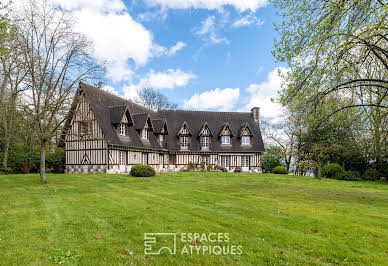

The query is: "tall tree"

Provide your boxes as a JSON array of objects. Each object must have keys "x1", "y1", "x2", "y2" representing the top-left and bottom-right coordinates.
[
  {"x1": 12, "y1": 0, "x2": 102, "y2": 183},
  {"x1": 0, "y1": 30, "x2": 28, "y2": 168},
  {"x1": 273, "y1": 0, "x2": 387, "y2": 113},
  {"x1": 136, "y1": 88, "x2": 177, "y2": 111}
]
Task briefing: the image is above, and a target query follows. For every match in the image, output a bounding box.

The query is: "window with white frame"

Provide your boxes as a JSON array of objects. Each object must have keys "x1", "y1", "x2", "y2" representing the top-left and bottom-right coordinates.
[
  {"x1": 241, "y1": 136, "x2": 250, "y2": 145},
  {"x1": 159, "y1": 134, "x2": 163, "y2": 143},
  {"x1": 201, "y1": 156, "x2": 210, "y2": 165},
  {"x1": 119, "y1": 151, "x2": 126, "y2": 165},
  {"x1": 141, "y1": 129, "x2": 148, "y2": 140},
  {"x1": 119, "y1": 123, "x2": 126, "y2": 136},
  {"x1": 201, "y1": 136, "x2": 210, "y2": 149},
  {"x1": 221, "y1": 135, "x2": 231, "y2": 144},
  {"x1": 180, "y1": 135, "x2": 189, "y2": 150}
]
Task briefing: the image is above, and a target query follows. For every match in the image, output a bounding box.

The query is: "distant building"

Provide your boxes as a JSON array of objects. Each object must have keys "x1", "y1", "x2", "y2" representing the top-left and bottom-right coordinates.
[{"x1": 60, "y1": 83, "x2": 265, "y2": 173}]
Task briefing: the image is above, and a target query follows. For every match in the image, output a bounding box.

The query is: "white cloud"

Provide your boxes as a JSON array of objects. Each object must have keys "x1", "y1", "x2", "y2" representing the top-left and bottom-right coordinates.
[
  {"x1": 232, "y1": 14, "x2": 264, "y2": 28},
  {"x1": 153, "y1": 41, "x2": 186, "y2": 57},
  {"x1": 45, "y1": 0, "x2": 185, "y2": 83},
  {"x1": 195, "y1": 16, "x2": 229, "y2": 45},
  {"x1": 183, "y1": 88, "x2": 240, "y2": 111},
  {"x1": 240, "y1": 67, "x2": 290, "y2": 122},
  {"x1": 168, "y1": 41, "x2": 186, "y2": 56},
  {"x1": 101, "y1": 85, "x2": 121, "y2": 96},
  {"x1": 123, "y1": 69, "x2": 196, "y2": 99},
  {"x1": 145, "y1": 0, "x2": 269, "y2": 12}
]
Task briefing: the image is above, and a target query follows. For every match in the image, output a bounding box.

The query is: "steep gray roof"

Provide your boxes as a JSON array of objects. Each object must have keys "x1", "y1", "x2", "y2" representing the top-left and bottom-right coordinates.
[
  {"x1": 109, "y1": 105, "x2": 128, "y2": 124},
  {"x1": 61, "y1": 83, "x2": 265, "y2": 153},
  {"x1": 132, "y1": 113, "x2": 150, "y2": 130},
  {"x1": 157, "y1": 110, "x2": 265, "y2": 153},
  {"x1": 152, "y1": 119, "x2": 167, "y2": 134}
]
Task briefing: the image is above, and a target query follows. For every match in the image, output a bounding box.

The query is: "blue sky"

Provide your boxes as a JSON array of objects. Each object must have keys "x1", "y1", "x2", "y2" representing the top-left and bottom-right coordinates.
[{"x1": 49, "y1": 0, "x2": 288, "y2": 122}]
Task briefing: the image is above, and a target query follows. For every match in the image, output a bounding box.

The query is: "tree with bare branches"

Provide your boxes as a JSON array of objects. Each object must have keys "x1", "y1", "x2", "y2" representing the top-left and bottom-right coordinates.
[
  {"x1": 136, "y1": 87, "x2": 177, "y2": 111},
  {"x1": 10, "y1": 0, "x2": 103, "y2": 183}
]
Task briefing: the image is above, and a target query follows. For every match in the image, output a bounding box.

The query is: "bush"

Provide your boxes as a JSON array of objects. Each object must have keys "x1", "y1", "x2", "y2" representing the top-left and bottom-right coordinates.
[
  {"x1": 46, "y1": 150, "x2": 65, "y2": 173},
  {"x1": 272, "y1": 166, "x2": 288, "y2": 174},
  {"x1": 220, "y1": 166, "x2": 228, "y2": 172},
  {"x1": 130, "y1": 164, "x2": 155, "y2": 177},
  {"x1": 213, "y1": 165, "x2": 221, "y2": 172},
  {"x1": 200, "y1": 161, "x2": 207, "y2": 171},
  {"x1": 337, "y1": 170, "x2": 361, "y2": 181},
  {"x1": 0, "y1": 167, "x2": 14, "y2": 175},
  {"x1": 363, "y1": 168, "x2": 380, "y2": 181},
  {"x1": 322, "y1": 163, "x2": 344, "y2": 178},
  {"x1": 187, "y1": 162, "x2": 198, "y2": 171}
]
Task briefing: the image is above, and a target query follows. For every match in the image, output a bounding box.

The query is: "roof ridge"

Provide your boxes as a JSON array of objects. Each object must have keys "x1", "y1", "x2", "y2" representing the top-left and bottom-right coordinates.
[
  {"x1": 132, "y1": 112, "x2": 149, "y2": 116},
  {"x1": 159, "y1": 109, "x2": 251, "y2": 114},
  {"x1": 80, "y1": 82, "x2": 155, "y2": 113},
  {"x1": 108, "y1": 104, "x2": 128, "y2": 108}
]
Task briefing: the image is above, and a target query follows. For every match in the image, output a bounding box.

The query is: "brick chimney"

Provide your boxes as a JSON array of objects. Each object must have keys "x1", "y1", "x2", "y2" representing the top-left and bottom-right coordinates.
[{"x1": 251, "y1": 107, "x2": 260, "y2": 126}]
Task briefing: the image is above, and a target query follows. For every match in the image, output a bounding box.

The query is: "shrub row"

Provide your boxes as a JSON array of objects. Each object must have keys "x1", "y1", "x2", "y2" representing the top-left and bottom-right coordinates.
[{"x1": 322, "y1": 163, "x2": 382, "y2": 181}]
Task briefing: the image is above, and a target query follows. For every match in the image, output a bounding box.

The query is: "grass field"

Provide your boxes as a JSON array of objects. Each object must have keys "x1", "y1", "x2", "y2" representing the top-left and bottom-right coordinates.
[{"x1": 0, "y1": 172, "x2": 387, "y2": 265}]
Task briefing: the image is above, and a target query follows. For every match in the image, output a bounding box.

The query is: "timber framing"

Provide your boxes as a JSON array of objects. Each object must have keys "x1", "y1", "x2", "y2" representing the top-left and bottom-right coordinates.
[{"x1": 61, "y1": 82, "x2": 265, "y2": 174}]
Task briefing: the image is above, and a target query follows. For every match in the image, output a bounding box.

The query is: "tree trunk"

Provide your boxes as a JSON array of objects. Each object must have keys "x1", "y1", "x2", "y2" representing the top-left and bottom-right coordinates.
[
  {"x1": 23, "y1": 158, "x2": 30, "y2": 174},
  {"x1": 40, "y1": 139, "x2": 48, "y2": 184},
  {"x1": 2, "y1": 107, "x2": 14, "y2": 168},
  {"x1": 2, "y1": 135, "x2": 11, "y2": 168},
  {"x1": 316, "y1": 159, "x2": 322, "y2": 179}
]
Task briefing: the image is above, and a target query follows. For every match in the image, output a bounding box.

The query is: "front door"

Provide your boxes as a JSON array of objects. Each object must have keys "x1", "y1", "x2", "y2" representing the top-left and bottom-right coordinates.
[
  {"x1": 221, "y1": 155, "x2": 230, "y2": 171},
  {"x1": 241, "y1": 155, "x2": 250, "y2": 172},
  {"x1": 119, "y1": 151, "x2": 126, "y2": 172}
]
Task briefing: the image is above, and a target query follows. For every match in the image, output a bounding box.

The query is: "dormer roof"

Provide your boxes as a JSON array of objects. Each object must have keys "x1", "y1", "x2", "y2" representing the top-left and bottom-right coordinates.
[
  {"x1": 239, "y1": 122, "x2": 253, "y2": 137},
  {"x1": 219, "y1": 123, "x2": 235, "y2": 137},
  {"x1": 152, "y1": 119, "x2": 168, "y2": 134},
  {"x1": 177, "y1": 121, "x2": 192, "y2": 136},
  {"x1": 109, "y1": 105, "x2": 130, "y2": 124},
  {"x1": 132, "y1": 113, "x2": 152, "y2": 130},
  {"x1": 198, "y1": 122, "x2": 213, "y2": 136}
]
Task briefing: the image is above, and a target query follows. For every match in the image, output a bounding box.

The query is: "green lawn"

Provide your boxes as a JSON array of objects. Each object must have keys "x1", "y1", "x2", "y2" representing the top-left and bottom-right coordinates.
[{"x1": 0, "y1": 173, "x2": 387, "y2": 265}]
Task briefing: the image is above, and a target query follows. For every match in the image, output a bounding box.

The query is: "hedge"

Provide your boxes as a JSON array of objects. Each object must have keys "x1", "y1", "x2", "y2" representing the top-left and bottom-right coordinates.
[
  {"x1": 130, "y1": 164, "x2": 155, "y2": 177},
  {"x1": 272, "y1": 166, "x2": 288, "y2": 174}
]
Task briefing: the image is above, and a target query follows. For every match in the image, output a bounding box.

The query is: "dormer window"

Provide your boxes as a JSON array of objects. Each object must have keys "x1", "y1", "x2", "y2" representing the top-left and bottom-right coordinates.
[
  {"x1": 219, "y1": 123, "x2": 233, "y2": 145},
  {"x1": 119, "y1": 123, "x2": 126, "y2": 136},
  {"x1": 199, "y1": 122, "x2": 212, "y2": 150},
  {"x1": 178, "y1": 122, "x2": 192, "y2": 151},
  {"x1": 180, "y1": 136, "x2": 189, "y2": 150},
  {"x1": 241, "y1": 136, "x2": 250, "y2": 145},
  {"x1": 239, "y1": 123, "x2": 252, "y2": 146},
  {"x1": 141, "y1": 129, "x2": 148, "y2": 140},
  {"x1": 201, "y1": 136, "x2": 210, "y2": 150},
  {"x1": 221, "y1": 135, "x2": 230, "y2": 144},
  {"x1": 159, "y1": 134, "x2": 163, "y2": 143}
]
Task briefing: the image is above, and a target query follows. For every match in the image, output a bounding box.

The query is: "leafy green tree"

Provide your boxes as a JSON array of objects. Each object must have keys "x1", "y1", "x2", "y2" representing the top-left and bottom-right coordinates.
[
  {"x1": 273, "y1": 0, "x2": 387, "y2": 114},
  {"x1": 262, "y1": 145, "x2": 283, "y2": 172}
]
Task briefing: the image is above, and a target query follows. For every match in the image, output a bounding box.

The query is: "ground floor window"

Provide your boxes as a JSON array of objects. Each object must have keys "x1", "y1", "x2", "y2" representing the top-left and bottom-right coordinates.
[
  {"x1": 241, "y1": 155, "x2": 250, "y2": 170},
  {"x1": 142, "y1": 153, "x2": 148, "y2": 165},
  {"x1": 119, "y1": 151, "x2": 126, "y2": 165},
  {"x1": 221, "y1": 155, "x2": 230, "y2": 170},
  {"x1": 201, "y1": 156, "x2": 210, "y2": 165},
  {"x1": 159, "y1": 154, "x2": 164, "y2": 166}
]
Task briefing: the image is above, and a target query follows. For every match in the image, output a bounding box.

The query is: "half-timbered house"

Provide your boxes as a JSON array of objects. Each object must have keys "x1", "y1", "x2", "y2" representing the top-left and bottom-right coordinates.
[{"x1": 60, "y1": 82, "x2": 265, "y2": 173}]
